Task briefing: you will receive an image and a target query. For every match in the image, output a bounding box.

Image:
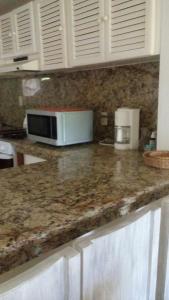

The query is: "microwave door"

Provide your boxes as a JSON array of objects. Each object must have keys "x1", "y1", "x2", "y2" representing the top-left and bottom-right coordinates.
[{"x1": 27, "y1": 114, "x2": 51, "y2": 138}]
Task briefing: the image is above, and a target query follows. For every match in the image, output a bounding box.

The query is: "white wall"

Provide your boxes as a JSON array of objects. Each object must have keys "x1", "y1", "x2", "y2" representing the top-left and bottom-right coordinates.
[{"x1": 157, "y1": 0, "x2": 169, "y2": 150}]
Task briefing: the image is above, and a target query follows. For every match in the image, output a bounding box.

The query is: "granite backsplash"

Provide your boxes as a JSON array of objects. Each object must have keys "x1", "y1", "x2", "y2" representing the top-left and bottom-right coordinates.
[{"x1": 0, "y1": 62, "x2": 159, "y2": 144}]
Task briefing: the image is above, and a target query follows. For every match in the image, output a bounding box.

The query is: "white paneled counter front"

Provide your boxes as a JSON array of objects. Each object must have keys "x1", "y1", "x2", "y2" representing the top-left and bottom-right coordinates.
[{"x1": 0, "y1": 197, "x2": 168, "y2": 299}]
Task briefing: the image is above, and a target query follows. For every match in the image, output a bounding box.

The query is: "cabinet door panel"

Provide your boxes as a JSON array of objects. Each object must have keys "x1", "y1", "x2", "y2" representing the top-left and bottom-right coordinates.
[
  {"x1": 66, "y1": 0, "x2": 105, "y2": 66},
  {"x1": 0, "y1": 247, "x2": 80, "y2": 300},
  {"x1": 105, "y1": 0, "x2": 155, "y2": 61},
  {"x1": 0, "y1": 13, "x2": 15, "y2": 58},
  {"x1": 14, "y1": 2, "x2": 37, "y2": 56},
  {"x1": 155, "y1": 199, "x2": 169, "y2": 299},
  {"x1": 37, "y1": 0, "x2": 67, "y2": 70},
  {"x1": 76, "y1": 207, "x2": 161, "y2": 300}
]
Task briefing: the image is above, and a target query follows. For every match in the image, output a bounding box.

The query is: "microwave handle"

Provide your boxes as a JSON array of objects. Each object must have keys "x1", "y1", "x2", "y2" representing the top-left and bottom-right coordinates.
[{"x1": 62, "y1": 114, "x2": 66, "y2": 144}]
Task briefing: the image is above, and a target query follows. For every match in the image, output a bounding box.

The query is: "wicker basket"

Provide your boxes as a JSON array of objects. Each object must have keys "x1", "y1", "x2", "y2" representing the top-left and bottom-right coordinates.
[{"x1": 143, "y1": 151, "x2": 169, "y2": 169}]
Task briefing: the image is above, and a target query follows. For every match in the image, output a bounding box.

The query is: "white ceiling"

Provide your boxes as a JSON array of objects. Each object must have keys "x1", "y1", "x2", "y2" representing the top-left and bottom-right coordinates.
[{"x1": 0, "y1": 0, "x2": 31, "y2": 15}]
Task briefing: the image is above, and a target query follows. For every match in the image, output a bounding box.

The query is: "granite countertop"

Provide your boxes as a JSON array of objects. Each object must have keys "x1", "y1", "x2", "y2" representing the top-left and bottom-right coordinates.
[{"x1": 1, "y1": 139, "x2": 169, "y2": 275}]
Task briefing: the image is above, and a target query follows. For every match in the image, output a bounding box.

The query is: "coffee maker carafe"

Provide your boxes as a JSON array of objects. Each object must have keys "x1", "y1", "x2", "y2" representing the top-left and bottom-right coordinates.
[{"x1": 114, "y1": 108, "x2": 140, "y2": 150}]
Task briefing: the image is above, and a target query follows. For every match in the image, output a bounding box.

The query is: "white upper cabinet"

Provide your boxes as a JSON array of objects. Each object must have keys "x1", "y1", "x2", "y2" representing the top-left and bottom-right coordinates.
[
  {"x1": 36, "y1": 0, "x2": 67, "y2": 70},
  {"x1": 66, "y1": 0, "x2": 160, "y2": 67},
  {"x1": 0, "y1": 13, "x2": 15, "y2": 58},
  {"x1": 0, "y1": 0, "x2": 161, "y2": 69},
  {"x1": 0, "y1": 2, "x2": 37, "y2": 59},
  {"x1": 104, "y1": 0, "x2": 160, "y2": 62},
  {"x1": 66, "y1": 0, "x2": 105, "y2": 66},
  {"x1": 14, "y1": 2, "x2": 37, "y2": 56}
]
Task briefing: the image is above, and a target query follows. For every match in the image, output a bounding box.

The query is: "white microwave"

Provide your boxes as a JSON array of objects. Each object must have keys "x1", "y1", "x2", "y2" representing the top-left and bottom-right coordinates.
[{"x1": 26, "y1": 108, "x2": 93, "y2": 146}]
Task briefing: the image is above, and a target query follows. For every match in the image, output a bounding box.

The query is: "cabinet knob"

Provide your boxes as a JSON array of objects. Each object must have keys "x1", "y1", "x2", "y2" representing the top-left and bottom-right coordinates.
[
  {"x1": 58, "y1": 26, "x2": 63, "y2": 31},
  {"x1": 12, "y1": 32, "x2": 16, "y2": 36},
  {"x1": 99, "y1": 16, "x2": 108, "y2": 24},
  {"x1": 103, "y1": 16, "x2": 108, "y2": 22}
]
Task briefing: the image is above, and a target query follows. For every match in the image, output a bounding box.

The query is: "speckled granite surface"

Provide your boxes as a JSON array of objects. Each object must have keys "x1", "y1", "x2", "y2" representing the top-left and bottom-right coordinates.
[
  {"x1": 0, "y1": 62, "x2": 159, "y2": 142},
  {"x1": 0, "y1": 140, "x2": 169, "y2": 275}
]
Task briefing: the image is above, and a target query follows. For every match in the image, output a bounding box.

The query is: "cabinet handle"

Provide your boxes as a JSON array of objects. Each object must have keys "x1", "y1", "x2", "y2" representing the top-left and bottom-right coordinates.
[
  {"x1": 58, "y1": 26, "x2": 63, "y2": 31},
  {"x1": 98, "y1": 16, "x2": 108, "y2": 24},
  {"x1": 103, "y1": 16, "x2": 108, "y2": 22},
  {"x1": 12, "y1": 32, "x2": 16, "y2": 36}
]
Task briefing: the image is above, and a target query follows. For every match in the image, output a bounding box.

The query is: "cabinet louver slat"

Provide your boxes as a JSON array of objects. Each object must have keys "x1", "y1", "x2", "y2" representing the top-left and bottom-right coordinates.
[
  {"x1": 67, "y1": 0, "x2": 105, "y2": 66},
  {"x1": 38, "y1": 0, "x2": 67, "y2": 69},
  {"x1": 111, "y1": 10, "x2": 145, "y2": 24},
  {"x1": 107, "y1": 0, "x2": 147, "y2": 57},
  {"x1": 0, "y1": 14, "x2": 14, "y2": 57}
]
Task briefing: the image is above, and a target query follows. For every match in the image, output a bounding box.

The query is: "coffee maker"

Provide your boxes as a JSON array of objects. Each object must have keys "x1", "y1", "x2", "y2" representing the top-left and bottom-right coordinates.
[{"x1": 114, "y1": 108, "x2": 140, "y2": 150}]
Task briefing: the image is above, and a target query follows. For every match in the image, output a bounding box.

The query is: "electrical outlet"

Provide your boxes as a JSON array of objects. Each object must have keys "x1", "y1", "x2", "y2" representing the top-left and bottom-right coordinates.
[{"x1": 100, "y1": 112, "x2": 108, "y2": 126}]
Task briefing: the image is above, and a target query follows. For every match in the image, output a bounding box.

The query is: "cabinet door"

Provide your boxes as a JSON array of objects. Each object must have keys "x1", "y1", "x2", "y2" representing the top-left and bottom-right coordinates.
[
  {"x1": 66, "y1": 0, "x2": 105, "y2": 67},
  {"x1": 0, "y1": 247, "x2": 80, "y2": 300},
  {"x1": 155, "y1": 198, "x2": 169, "y2": 299},
  {"x1": 75, "y1": 205, "x2": 161, "y2": 300},
  {"x1": 0, "y1": 13, "x2": 15, "y2": 58},
  {"x1": 37, "y1": 0, "x2": 67, "y2": 70},
  {"x1": 104, "y1": 0, "x2": 157, "y2": 62},
  {"x1": 13, "y1": 2, "x2": 37, "y2": 56}
]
